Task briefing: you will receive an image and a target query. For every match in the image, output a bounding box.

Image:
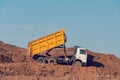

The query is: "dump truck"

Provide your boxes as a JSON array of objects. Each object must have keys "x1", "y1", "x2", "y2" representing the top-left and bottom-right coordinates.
[{"x1": 28, "y1": 30, "x2": 87, "y2": 66}]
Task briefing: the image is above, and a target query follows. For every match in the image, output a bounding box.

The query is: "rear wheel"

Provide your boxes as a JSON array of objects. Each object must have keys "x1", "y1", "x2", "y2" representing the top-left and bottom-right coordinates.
[
  {"x1": 37, "y1": 57, "x2": 43, "y2": 63},
  {"x1": 48, "y1": 59, "x2": 57, "y2": 64},
  {"x1": 37, "y1": 57, "x2": 47, "y2": 63},
  {"x1": 73, "y1": 61, "x2": 82, "y2": 66}
]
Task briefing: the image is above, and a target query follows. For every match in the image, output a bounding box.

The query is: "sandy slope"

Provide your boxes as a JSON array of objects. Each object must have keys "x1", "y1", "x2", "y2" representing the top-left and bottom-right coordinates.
[{"x1": 0, "y1": 40, "x2": 120, "y2": 80}]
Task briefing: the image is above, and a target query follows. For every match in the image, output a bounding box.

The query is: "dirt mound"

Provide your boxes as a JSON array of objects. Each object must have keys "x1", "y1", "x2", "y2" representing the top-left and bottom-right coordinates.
[
  {"x1": 0, "y1": 40, "x2": 120, "y2": 80},
  {"x1": 0, "y1": 40, "x2": 28, "y2": 63},
  {"x1": 0, "y1": 62, "x2": 119, "y2": 80},
  {"x1": 87, "y1": 50, "x2": 120, "y2": 74}
]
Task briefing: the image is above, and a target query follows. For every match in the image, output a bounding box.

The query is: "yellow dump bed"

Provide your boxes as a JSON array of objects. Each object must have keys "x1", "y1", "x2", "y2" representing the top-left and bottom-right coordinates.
[{"x1": 28, "y1": 30, "x2": 66, "y2": 56}]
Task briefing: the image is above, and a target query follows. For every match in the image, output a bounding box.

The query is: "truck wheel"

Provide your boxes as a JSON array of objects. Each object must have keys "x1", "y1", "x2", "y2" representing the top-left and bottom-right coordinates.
[
  {"x1": 43, "y1": 59, "x2": 47, "y2": 63},
  {"x1": 48, "y1": 59, "x2": 57, "y2": 64},
  {"x1": 74, "y1": 61, "x2": 82, "y2": 66},
  {"x1": 37, "y1": 57, "x2": 43, "y2": 63},
  {"x1": 37, "y1": 58, "x2": 47, "y2": 63}
]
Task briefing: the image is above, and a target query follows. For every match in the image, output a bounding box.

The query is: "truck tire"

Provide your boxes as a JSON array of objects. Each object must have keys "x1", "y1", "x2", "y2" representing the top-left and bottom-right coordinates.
[
  {"x1": 37, "y1": 58, "x2": 47, "y2": 63},
  {"x1": 42, "y1": 59, "x2": 47, "y2": 63},
  {"x1": 37, "y1": 57, "x2": 43, "y2": 63},
  {"x1": 48, "y1": 59, "x2": 57, "y2": 64},
  {"x1": 73, "y1": 61, "x2": 82, "y2": 66}
]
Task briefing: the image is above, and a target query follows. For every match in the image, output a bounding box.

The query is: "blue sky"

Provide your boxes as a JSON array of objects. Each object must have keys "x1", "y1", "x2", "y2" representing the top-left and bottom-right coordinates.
[{"x1": 0, "y1": 0, "x2": 120, "y2": 57}]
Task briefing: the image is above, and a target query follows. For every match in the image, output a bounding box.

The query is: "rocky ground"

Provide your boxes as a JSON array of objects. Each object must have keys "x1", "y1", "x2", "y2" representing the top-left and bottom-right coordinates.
[{"x1": 0, "y1": 40, "x2": 120, "y2": 80}]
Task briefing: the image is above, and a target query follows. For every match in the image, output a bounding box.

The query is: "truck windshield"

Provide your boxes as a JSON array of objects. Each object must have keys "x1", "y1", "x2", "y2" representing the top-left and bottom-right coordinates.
[{"x1": 80, "y1": 50, "x2": 86, "y2": 54}]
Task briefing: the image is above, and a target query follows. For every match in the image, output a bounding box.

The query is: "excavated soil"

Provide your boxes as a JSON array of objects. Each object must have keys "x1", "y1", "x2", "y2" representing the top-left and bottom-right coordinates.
[{"x1": 0, "y1": 40, "x2": 120, "y2": 80}]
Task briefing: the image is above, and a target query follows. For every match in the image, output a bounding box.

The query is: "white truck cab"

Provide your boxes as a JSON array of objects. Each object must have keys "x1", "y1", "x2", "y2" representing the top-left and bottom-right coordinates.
[{"x1": 73, "y1": 46, "x2": 87, "y2": 66}]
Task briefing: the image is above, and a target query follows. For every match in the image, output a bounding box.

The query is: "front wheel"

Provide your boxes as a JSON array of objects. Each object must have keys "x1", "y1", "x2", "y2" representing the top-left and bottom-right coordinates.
[{"x1": 73, "y1": 61, "x2": 82, "y2": 66}]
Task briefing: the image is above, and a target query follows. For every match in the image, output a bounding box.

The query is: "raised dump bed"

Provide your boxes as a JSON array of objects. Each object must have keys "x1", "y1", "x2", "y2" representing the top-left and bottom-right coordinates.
[{"x1": 28, "y1": 30, "x2": 66, "y2": 57}]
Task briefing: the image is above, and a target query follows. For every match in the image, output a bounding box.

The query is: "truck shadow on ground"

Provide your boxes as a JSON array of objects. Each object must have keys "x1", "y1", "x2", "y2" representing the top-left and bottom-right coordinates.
[{"x1": 87, "y1": 54, "x2": 104, "y2": 67}]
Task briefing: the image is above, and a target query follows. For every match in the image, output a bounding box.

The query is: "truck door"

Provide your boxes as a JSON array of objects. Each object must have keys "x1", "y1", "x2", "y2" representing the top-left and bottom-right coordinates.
[{"x1": 76, "y1": 48, "x2": 87, "y2": 64}]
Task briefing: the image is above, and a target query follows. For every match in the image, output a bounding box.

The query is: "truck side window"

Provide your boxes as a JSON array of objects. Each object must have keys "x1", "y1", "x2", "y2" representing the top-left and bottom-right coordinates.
[{"x1": 80, "y1": 50, "x2": 86, "y2": 54}]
